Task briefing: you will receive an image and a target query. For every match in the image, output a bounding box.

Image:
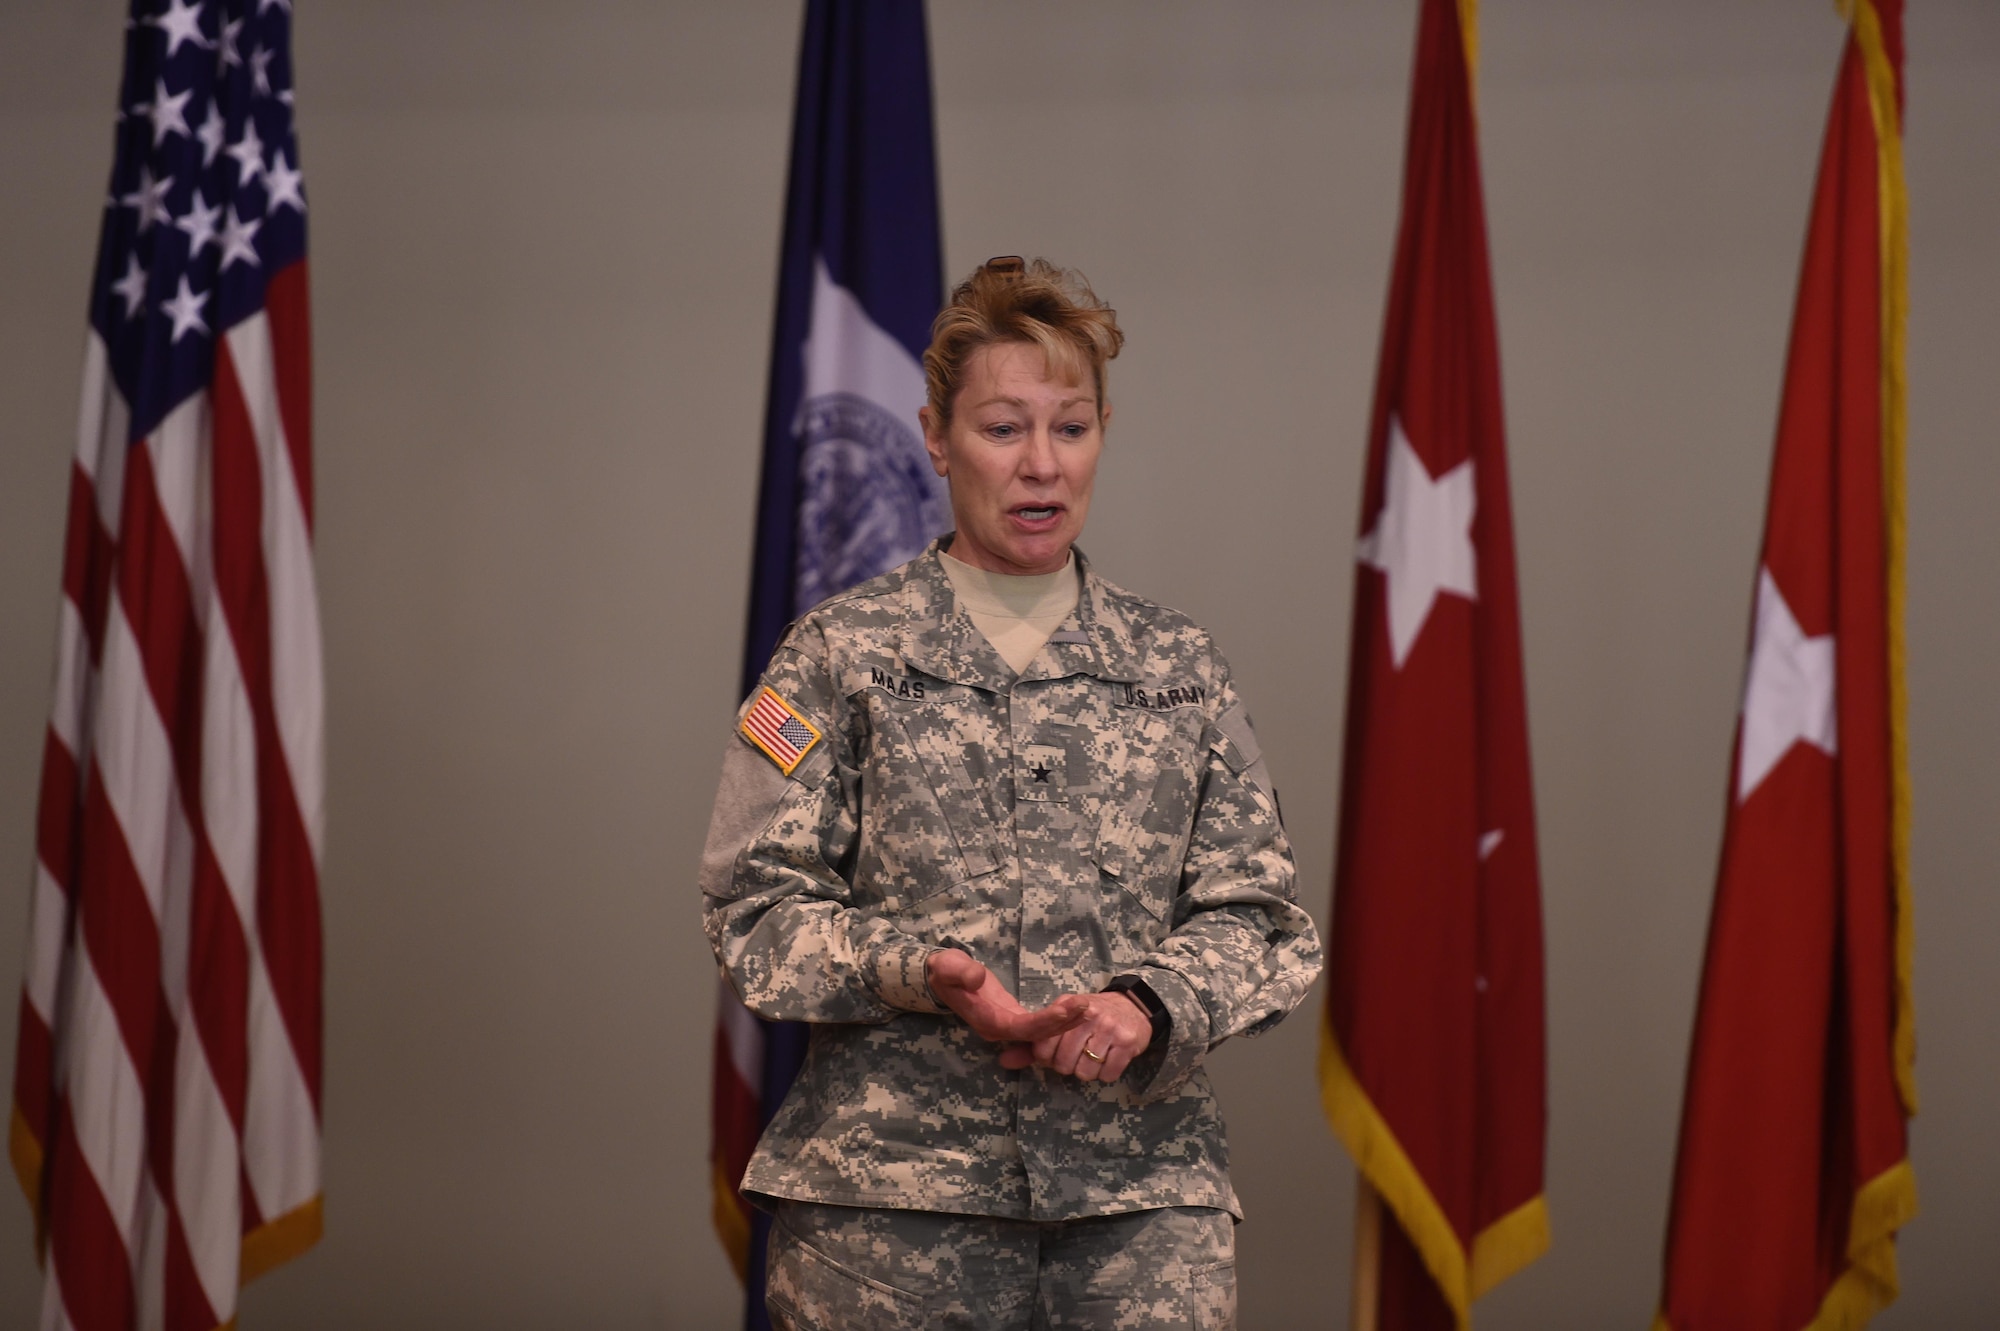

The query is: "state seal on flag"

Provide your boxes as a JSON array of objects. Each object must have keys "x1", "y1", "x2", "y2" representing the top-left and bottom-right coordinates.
[{"x1": 793, "y1": 392, "x2": 949, "y2": 610}]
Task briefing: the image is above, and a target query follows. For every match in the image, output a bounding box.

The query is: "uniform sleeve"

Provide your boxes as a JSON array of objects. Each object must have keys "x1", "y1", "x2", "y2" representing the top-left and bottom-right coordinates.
[
  {"x1": 1121, "y1": 678, "x2": 1324, "y2": 1102},
  {"x1": 699, "y1": 635, "x2": 950, "y2": 1024}
]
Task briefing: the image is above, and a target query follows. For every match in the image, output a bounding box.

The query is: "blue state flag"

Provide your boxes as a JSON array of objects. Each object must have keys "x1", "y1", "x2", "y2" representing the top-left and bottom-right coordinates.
[
  {"x1": 711, "y1": 3, "x2": 945, "y2": 1325},
  {"x1": 745, "y1": 0, "x2": 947, "y2": 680}
]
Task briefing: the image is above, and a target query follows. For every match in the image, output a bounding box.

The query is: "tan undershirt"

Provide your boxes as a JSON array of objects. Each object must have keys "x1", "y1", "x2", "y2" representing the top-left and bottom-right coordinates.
[{"x1": 940, "y1": 548, "x2": 1081, "y2": 675}]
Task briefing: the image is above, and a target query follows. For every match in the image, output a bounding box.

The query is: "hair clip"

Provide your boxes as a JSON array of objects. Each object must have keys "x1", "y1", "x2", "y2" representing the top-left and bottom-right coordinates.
[{"x1": 982, "y1": 255, "x2": 1025, "y2": 278}]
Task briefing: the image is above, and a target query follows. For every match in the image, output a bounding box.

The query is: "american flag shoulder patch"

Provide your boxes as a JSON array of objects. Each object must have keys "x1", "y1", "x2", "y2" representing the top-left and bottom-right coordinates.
[{"x1": 741, "y1": 687, "x2": 824, "y2": 775}]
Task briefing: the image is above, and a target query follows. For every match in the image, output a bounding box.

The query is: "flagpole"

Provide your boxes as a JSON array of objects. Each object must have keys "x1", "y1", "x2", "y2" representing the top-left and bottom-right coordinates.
[{"x1": 1351, "y1": 1174, "x2": 1381, "y2": 1331}]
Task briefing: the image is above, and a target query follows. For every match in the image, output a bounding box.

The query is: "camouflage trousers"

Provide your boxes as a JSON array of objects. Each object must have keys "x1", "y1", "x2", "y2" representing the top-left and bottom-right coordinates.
[{"x1": 765, "y1": 1201, "x2": 1235, "y2": 1330}]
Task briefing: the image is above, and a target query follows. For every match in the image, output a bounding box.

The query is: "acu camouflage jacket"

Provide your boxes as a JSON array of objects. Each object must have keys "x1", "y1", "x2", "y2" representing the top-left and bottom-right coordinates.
[{"x1": 700, "y1": 542, "x2": 1323, "y2": 1221}]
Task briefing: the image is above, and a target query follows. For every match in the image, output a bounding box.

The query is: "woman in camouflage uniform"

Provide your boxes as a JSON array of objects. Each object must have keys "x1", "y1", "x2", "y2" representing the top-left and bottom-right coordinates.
[{"x1": 702, "y1": 258, "x2": 1323, "y2": 1329}]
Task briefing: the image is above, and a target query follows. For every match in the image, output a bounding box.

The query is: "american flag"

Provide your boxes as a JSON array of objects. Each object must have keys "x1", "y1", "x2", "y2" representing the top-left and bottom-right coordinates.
[
  {"x1": 10, "y1": 2, "x2": 323, "y2": 1329},
  {"x1": 739, "y1": 690, "x2": 820, "y2": 775}
]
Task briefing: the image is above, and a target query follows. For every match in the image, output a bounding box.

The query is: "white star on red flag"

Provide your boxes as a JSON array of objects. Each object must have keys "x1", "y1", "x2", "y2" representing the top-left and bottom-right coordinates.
[
  {"x1": 1357, "y1": 415, "x2": 1478, "y2": 668},
  {"x1": 1736, "y1": 567, "x2": 1837, "y2": 801}
]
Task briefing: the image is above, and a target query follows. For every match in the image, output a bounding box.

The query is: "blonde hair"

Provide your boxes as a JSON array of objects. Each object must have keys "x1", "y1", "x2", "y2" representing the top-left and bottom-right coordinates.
[{"x1": 923, "y1": 257, "x2": 1124, "y2": 424}]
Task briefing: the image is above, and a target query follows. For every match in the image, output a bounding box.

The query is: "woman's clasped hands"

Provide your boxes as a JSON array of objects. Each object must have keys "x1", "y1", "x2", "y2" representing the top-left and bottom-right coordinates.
[{"x1": 925, "y1": 948, "x2": 1154, "y2": 1084}]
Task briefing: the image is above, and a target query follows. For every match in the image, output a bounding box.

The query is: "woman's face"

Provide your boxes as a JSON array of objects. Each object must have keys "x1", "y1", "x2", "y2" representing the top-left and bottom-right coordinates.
[{"x1": 920, "y1": 341, "x2": 1108, "y2": 577}]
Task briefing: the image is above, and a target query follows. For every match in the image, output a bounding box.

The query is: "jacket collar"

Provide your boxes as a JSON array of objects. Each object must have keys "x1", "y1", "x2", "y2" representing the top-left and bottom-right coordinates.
[{"x1": 898, "y1": 538, "x2": 1145, "y2": 690}]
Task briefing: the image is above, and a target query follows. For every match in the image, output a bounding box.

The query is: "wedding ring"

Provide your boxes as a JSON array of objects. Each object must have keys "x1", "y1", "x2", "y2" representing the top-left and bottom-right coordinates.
[{"x1": 1082, "y1": 1044, "x2": 1107, "y2": 1062}]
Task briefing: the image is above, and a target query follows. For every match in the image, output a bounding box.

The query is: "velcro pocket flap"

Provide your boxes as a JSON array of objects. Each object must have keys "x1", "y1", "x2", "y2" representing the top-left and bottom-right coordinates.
[
  {"x1": 1093, "y1": 775, "x2": 1188, "y2": 925},
  {"x1": 878, "y1": 707, "x2": 1002, "y2": 890},
  {"x1": 1206, "y1": 703, "x2": 1274, "y2": 801}
]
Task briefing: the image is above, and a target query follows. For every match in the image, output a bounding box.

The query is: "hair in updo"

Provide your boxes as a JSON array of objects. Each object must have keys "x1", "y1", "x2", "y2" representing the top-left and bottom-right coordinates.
[{"x1": 923, "y1": 257, "x2": 1124, "y2": 424}]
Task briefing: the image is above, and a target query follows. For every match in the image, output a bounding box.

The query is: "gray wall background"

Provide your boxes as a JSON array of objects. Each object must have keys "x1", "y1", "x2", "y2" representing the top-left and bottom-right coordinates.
[{"x1": 0, "y1": 2, "x2": 1995, "y2": 1326}]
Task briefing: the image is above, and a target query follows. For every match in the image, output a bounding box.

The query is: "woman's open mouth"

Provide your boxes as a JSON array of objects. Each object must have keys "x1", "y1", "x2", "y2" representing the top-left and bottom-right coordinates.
[{"x1": 1010, "y1": 505, "x2": 1063, "y2": 529}]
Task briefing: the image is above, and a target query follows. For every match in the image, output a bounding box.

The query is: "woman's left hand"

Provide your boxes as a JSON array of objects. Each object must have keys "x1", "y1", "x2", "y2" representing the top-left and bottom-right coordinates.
[{"x1": 998, "y1": 989, "x2": 1152, "y2": 1083}]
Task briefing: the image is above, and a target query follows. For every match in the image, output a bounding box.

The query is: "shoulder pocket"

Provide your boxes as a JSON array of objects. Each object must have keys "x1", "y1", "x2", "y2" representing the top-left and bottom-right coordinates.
[
  {"x1": 1206, "y1": 703, "x2": 1274, "y2": 803},
  {"x1": 699, "y1": 737, "x2": 795, "y2": 901}
]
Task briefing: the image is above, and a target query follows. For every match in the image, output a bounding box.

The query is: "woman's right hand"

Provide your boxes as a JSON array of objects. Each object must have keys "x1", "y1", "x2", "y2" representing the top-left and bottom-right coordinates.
[{"x1": 925, "y1": 948, "x2": 1087, "y2": 1047}]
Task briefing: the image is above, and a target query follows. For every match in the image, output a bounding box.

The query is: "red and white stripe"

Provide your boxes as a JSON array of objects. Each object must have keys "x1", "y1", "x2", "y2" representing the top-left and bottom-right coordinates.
[
  {"x1": 12, "y1": 263, "x2": 323, "y2": 1331},
  {"x1": 742, "y1": 689, "x2": 812, "y2": 769}
]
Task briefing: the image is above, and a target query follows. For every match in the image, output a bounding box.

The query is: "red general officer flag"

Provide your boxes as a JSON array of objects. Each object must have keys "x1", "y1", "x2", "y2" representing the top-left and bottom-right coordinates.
[
  {"x1": 1319, "y1": 1, "x2": 1548, "y2": 1327},
  {"x1": 1656, "y1": 3, "x2": 1916, "y2": 1328}
]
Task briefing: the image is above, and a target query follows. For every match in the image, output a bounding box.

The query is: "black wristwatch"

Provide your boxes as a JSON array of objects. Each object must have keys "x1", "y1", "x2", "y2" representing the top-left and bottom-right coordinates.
[{"x1": 1102, "y1": 974, "x2": 1171, "y2": 1046}]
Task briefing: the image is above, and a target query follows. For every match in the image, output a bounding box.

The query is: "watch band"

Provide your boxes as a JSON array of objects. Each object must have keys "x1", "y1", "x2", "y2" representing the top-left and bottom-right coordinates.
[{"x1": 1102, "y1": 974, "x2": 1171, "y2": 1046}]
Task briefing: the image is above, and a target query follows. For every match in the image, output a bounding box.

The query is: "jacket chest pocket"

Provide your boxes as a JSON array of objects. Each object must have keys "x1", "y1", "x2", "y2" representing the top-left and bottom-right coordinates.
[
  {"x1": 1091, "y1": 712, "x2": 1205, "y2": 932},
  {"x1": 858, "y1": 697, "x2": 1004, "y2": 909}
]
